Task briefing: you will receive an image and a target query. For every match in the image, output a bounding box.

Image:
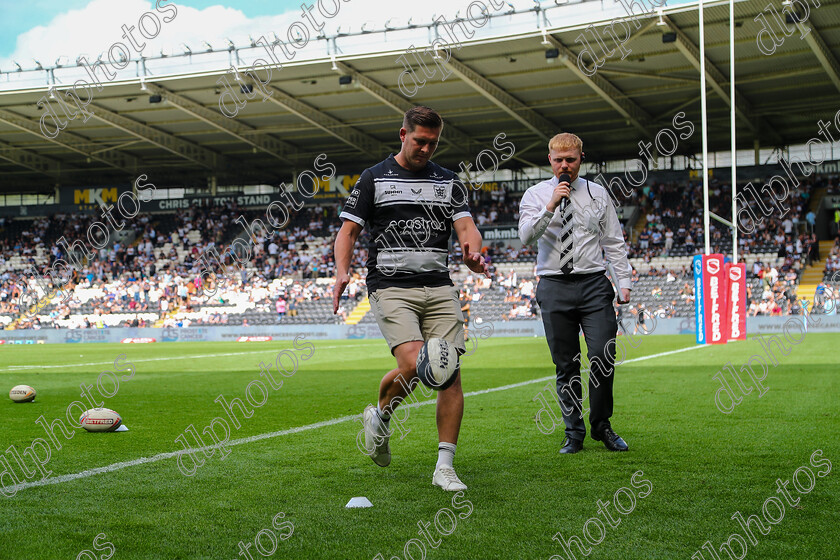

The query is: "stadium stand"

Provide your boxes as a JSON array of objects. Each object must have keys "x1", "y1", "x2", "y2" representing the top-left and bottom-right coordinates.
[{"x1": 3, "y1": 167, "x2": 840, "y2": 331}]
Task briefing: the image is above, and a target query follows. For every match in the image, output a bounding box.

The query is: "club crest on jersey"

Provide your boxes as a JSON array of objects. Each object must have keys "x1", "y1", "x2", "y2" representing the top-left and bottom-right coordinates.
[{"x1": 434, "y1": 185, "x2": 446, "y2": 199}]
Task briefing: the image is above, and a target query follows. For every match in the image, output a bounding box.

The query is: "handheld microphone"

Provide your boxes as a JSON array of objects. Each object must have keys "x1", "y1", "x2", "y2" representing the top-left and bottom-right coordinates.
[{"x1": 557, "y1": 173, "x2": 571, "y2": 211}]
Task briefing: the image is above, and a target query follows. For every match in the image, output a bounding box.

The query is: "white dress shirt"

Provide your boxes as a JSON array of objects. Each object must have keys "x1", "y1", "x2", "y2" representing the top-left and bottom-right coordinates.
[{"x1": 518, "y1": 175, "x2": 632, "y2": 291}]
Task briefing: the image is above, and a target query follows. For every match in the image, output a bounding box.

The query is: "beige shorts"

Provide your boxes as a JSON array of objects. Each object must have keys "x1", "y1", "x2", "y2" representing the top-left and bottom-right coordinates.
[{"x1": 369, "y1": 285, "x2": 466, "y2": 354}]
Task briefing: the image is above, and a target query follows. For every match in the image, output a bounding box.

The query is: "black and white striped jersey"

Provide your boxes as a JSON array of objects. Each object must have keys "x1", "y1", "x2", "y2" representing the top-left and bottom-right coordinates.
[{"x1": 339, "y1": 154, "x2": 471, "y2": 292}]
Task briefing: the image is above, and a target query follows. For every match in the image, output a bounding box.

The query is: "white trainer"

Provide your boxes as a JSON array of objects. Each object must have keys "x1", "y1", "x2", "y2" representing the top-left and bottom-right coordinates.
[
  {"x1": 362, "y1": 405, "x2": 391, "y2": 467},
  {"x1": 432, "y1": 466, "x2": 467, "y2": 491}
]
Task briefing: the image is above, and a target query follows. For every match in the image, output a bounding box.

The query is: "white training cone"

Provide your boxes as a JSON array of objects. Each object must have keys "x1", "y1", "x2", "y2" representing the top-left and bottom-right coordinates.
[{"x1": 345, "y1": 497, "x2": 373, "y2": 508}]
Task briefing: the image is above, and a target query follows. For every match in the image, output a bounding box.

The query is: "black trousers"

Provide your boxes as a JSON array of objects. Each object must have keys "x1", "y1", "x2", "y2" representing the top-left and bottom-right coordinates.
[{"x1": 536, "y1": 272, "x2": 618, "y2": 442}]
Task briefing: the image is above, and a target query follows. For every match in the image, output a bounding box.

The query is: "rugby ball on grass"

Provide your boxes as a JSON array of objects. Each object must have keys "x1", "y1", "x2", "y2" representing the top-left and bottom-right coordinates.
[
  {"x1": 416, "y1": 338, "x2": 459, "y2": 391},
  {"x1": 9, "y1": 385, "x2": 36, "y2": 403},
  {"x1": 79, "y1": 408, "x2": 122, "y2": 432}
]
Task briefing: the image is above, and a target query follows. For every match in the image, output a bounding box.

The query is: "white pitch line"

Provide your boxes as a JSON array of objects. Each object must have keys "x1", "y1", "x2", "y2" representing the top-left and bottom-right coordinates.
[
  {"x1": 5, "y1": 343, "x2": 709, "y2": 495},
  {"x1": 4, "y1": 414, "x2": 363, "y2": 496},
  {"x1": 0, "y1": 343, "x2": 375, "y2": 372},
  {"x1": 620, "y1": 343, "x2": 708, "y2": 364}
]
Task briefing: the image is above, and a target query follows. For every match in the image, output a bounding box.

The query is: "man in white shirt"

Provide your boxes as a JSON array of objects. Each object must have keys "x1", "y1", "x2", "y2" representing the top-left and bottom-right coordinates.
[
  {"x1": 518, "y1": 132, "x2": 632, "y2": 454},
  {"x1": 782, "y1": 218, "x2": 793, "y2": 235}
]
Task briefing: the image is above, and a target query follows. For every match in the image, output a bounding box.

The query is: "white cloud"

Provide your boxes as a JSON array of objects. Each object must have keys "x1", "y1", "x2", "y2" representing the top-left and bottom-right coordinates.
[{"x1": 1, "y1": 0, "x2": 545, "y2": 73}]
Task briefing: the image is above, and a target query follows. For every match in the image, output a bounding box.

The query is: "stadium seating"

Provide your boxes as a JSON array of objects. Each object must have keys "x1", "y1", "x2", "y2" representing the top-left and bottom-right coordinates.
[{"x1": 2, "y1": 169, "x2": 837, "y2": 331}]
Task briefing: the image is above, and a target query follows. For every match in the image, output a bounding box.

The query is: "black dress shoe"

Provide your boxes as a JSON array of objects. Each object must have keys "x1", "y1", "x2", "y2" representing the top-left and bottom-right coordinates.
[
  {"x1": 559, "y1": 437, "x2": 583, "y2": 454},
  {"x1": 592, "y1": 427, "x2": 628, "y2": 451}
]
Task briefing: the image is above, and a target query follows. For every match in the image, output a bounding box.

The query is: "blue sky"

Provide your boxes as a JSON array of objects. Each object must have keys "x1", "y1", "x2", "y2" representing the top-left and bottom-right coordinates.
[
  {"x1": 0, "y1": 0, "x2": 695, "y2": 72},
  {"x1": 0, "y1": 0, "x2": 302, "y2": 59}
]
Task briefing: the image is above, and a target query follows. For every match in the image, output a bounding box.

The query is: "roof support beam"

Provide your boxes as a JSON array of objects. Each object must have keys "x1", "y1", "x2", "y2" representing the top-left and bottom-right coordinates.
[
  {"x1": 802, "y1": 22, "x2": 840, "y2": 94},
  {"x1": 87, "y1": 103, "x2": 226, "y2": 170},
  {"x1": 656, "y1": 93, "x2": 702, "y2": 121},
  {"x1": 440, "y1": 56, "x2": 555, "y2": 140},
  {"x1": 263, "y1": 85, "x2": 390, "y2": 158},
  {"x1": 333, "y1": 61, "x2": 479, "y2": 152},
  {"x1": 663, "y1": 15, "x2": 783, "y2": 145},
  {"x1": 0, "y1": 109, "x2": 140, "y2": 172},
  {"x1": 335, "y1": 61, "x2": 412, "y2": 115},
  {"x1": 510, "y1": 140, "x2": 551, "y2": 172},
  {"x1": 145, "y1": 83, "x2": 299, "y2": 164},
  {"x1": 598, "y1": 67, "x2": 700, "y2": 84},
  {"x1": 89, "y1": 140, "x2": 142, "y2": 155},
  {"x1": 545, "y1": 35, "x2": 654, "y2": 137},
  {"x1": 0, "y1": 140, "x2": 67, "y2": 178}
]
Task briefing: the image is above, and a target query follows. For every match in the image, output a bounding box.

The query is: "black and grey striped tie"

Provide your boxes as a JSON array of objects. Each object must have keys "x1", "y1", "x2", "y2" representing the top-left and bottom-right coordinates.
[{"x1": 557, "y1": 203, "x2": 573, "y2": 274}]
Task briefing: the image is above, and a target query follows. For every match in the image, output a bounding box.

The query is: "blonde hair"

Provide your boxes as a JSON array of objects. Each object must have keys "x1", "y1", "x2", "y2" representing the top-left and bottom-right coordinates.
[{"x1": 548, "y1": 133, "x2": 583, "y2": 153}]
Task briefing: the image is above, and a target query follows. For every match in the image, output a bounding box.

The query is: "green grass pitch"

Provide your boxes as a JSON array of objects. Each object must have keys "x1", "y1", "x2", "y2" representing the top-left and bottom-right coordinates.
[{"x1": 0, "y1": 333, "x2": 838, "y2": 559}]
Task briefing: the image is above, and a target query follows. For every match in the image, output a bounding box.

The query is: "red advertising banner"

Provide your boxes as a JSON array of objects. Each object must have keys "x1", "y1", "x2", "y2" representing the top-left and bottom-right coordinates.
[
  {"x1": 725, "y1": 263, "x2": 747, "y2": 341},
  {"x1": 702, "y1": 254, "x2": 727, "y2": 344}
]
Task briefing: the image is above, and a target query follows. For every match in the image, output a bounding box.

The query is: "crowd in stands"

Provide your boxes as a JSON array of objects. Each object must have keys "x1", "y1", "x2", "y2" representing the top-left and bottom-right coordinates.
[
  {"x1": 2, "y1": 169, "x2": 838, "y2": 329},
  {"x1": 625, "y1": 173, "x2": 831, "y2": 260},
  {"x1": 824, "y1": 238, "x2": 840, "y2": 280},
  {"x1": 747, "y1": 262, "x2": 800, "y2": 316},
  {"x1": 463, "y1": 171, "x2": 836, "y2": 268},
  {"x1": 470, "y1": 187, "x2": 516, "y2": 226},
  {"x1": 0, "y1": 201, "x2": 367, "y2": 328},
  {"x1": 458, "y1": 269, "x2": 540, "y2": 321},
  {"x1": 458, "y1": 263, "x2": 693, "y2": 322}
]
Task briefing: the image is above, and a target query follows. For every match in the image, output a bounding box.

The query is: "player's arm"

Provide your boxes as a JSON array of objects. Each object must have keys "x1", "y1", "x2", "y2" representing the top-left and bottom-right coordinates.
[
  {"x1": 334, "y1": 170, "x2": 373, "y2": 313},
  {"x1": 333, "y1": 220, "x2": 363, "y2": 313},
  {"x1": 453, "y1": 216, "x2": 489, "y2": 277}
]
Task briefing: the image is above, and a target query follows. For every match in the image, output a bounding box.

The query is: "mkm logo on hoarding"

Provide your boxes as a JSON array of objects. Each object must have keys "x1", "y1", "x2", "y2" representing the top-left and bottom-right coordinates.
[{"x1": 74, "y1": 188, "x2": 118, "y2": 206}]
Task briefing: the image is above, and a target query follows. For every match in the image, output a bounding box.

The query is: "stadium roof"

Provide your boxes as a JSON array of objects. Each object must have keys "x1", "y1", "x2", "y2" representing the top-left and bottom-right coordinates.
[{"x1": 0, "y1": 0, "x2": 839, "y2": 195}]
